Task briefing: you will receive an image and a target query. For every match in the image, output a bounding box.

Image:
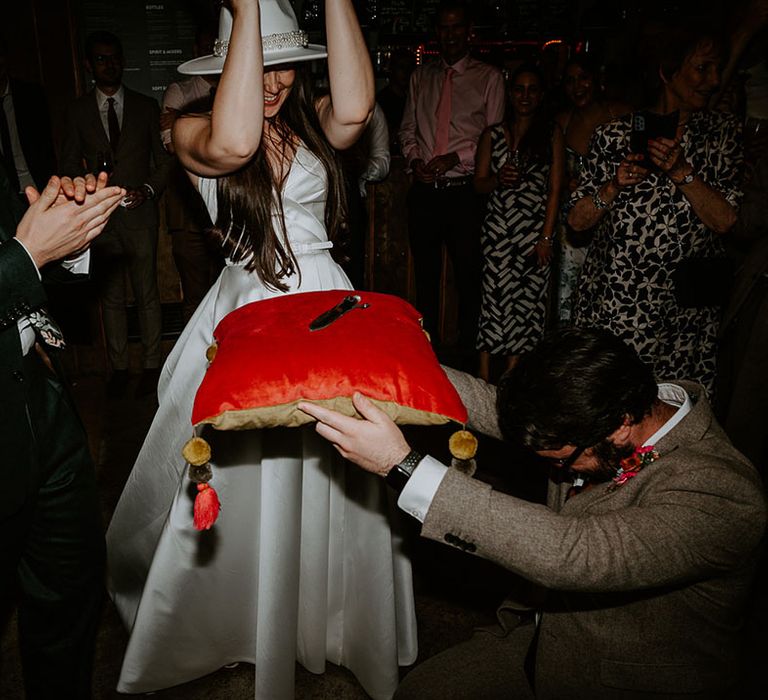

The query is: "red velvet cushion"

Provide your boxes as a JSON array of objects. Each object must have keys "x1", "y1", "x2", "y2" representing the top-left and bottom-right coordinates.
[{"x1": 191, "y1": 290, "x2": 467, "y2": 430}]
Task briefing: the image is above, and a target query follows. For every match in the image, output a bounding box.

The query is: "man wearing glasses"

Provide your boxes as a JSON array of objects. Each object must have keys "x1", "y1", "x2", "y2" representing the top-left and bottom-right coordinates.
[
  {"x1": 299, "y1": 327, "x2": 766, "y2": 698},
  {"x1": 60, "y1": 31, "x2": 171, "y2": 399}
]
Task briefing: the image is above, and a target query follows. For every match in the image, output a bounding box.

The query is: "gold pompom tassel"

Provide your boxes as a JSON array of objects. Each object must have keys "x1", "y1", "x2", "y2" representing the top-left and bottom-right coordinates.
[
  {"x1": 182, "y1": 436, "x2": 220, "y2": 530},
  {"x1": 449, "y1": 429, "x2": 477, "y2": 477}
]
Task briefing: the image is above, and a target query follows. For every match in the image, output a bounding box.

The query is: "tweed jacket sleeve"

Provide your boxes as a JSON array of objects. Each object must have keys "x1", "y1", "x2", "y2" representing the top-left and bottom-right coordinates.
[
  {"x1": 421, "y1": 389, "x2": 767, "y2": 593},
  {"x1": 442, "y1": 366, "x2": 502, "y2": 439}
]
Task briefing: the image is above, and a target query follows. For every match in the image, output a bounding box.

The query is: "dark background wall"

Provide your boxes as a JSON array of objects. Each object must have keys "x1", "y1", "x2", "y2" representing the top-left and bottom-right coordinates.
[
  {"x1": 2, "y1": 0, "x2": 81, "y2": 149},
  {"x1": 0, "y1": 0, "x2": 740, "y2": 152}
]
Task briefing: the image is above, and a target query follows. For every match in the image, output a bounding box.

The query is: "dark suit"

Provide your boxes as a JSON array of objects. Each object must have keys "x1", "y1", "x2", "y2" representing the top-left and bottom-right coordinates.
[
  {"x1": 59, "y1": 86, "x2": 171, "y2": 370},
  {"x1": 0, "y1": 164, "x2": 104, "y2": 698},
  {"x1": 397, "y1": 371, "x2": 766, "y2": 699},
  {"x1": 5, "y1": 79, "x2": 57, "y2": 191}
]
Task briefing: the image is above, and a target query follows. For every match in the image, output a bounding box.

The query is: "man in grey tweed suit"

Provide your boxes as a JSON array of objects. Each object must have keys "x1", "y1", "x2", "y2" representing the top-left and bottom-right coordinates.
[{"x1": 300, "y1": 328, "x2": 767, "y2": 698}]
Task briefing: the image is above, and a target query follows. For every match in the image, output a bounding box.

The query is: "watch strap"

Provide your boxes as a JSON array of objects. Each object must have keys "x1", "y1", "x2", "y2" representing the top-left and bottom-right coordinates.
[{"x1": 385, "y1": 449, "x2": 424, "y2": 492}]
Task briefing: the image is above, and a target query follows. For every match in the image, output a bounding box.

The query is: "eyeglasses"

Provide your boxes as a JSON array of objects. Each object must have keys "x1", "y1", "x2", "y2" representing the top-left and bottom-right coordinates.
[
  {"x1": 94, "y1": 54, "x2": 121, "y2": 65},
  {"x1": 547, "y1": 444, "x2": 586, "y2": 470}
]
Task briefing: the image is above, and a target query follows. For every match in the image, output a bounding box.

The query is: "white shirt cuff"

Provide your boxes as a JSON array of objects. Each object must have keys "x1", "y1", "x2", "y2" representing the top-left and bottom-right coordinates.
[
  {"x1": 397, "y1": 455, "x2": 449, "y2": 522},
  {"x1": 62, "y1": 249, "x2": 91, "y2": 274}
]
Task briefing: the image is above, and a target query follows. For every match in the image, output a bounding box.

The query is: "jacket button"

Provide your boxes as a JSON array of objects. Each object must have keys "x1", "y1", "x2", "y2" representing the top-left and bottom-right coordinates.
[
  {"x1": 444, "y1": 533, "x2": 456, "y2": 544},
  {"x1": 466, "y1": 543, "x2": 477, "y2": 553},
  {"x1": 12, "y1": 370, "x2": 24, "y2": 383}
]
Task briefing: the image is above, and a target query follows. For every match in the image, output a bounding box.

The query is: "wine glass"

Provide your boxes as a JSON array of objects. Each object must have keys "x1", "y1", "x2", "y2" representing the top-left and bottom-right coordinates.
[{"x1": 511, "y1": 148, "x2": 529, "y2": 182}]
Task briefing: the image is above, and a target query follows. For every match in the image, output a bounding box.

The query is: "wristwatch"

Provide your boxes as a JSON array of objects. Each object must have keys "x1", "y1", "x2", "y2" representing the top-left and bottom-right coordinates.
[
  {"x1": 676, "y1": 171, "x2": 695, "y2": 186},
  {"x1": 384, "y1": 450, "x2": 424, "y2": 492}
]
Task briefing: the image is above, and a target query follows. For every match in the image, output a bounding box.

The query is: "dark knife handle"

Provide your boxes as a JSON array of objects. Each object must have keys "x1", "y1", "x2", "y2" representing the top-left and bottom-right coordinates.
[{"x1": 309, "y1": 294, "x2": 361, "y2": 331}]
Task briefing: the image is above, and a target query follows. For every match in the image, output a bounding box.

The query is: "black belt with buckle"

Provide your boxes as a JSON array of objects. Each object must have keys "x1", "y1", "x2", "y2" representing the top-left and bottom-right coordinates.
[{"x1": 432, "y1": 175, "x2": 473, "y2": 189}]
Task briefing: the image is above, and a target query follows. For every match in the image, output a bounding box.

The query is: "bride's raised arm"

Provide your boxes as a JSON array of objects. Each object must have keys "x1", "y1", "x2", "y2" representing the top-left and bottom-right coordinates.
[
  {"x1": 316, "y1": 0, "x2": 375, "y2": 150},
  {"x1": 174, "y1": 0, "x2": 265, "y2": 179}
]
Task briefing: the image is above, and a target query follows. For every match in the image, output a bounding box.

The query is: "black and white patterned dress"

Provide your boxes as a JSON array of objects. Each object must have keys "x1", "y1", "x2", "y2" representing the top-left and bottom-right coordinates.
[
  {"x1": 570, "y1": 111, "x2": 742, "y2": 394},
  {"x1": 477, "y1": 124, "x2": 551, "y2": 355}
]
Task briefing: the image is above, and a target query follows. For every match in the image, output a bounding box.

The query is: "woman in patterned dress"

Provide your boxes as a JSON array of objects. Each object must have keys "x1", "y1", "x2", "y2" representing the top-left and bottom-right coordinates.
[
  {"x1": 554, "y1": 55, "x2": 630, "y2": 325},
  {"x1": 567, "y1": 24, "x2": 742, "y2": 395},
  {"x1": 474, "y1": 65, "x2": 564, "y2": 380}
]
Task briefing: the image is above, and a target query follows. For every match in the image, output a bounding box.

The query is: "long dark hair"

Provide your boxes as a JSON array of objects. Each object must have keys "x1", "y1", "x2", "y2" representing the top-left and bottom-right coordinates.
[
  {"x1": 507, "y1": 63, "x2": 552, "y2": 164},
  {"x1": 212, "y1": 65, "x2": 347, "y2": 291},
  {"x1": 497, "y1": 328, "x2": 657, "y2": 451}
]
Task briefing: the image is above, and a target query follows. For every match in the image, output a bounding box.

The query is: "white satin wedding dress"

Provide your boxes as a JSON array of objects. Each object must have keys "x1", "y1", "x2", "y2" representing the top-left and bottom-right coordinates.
[{"x1": 106, "y1": 145, "x2": 417, "y2": 699}]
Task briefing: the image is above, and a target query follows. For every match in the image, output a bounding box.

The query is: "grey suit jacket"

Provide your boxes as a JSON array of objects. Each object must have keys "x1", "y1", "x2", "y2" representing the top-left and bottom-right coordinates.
[
  {"x1": 429, "y1": 370, "x2": 766, "y2": 697},
  {"x1": 58, "y1": 87, "x2": 171, "y2": 231}
]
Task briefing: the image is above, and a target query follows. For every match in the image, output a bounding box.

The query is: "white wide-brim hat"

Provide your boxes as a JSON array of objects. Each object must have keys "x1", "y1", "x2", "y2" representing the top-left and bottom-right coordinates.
[{"x1": 179, "y1": 0, "x2": 327, "y2": 75}]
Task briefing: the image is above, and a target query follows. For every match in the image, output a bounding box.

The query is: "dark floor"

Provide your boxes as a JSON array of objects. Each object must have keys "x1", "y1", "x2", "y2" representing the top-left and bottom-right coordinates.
[
  {"x1": 0, "y1": 351, "x2": 531, "y2": 699},
  {"x1": 1, "y1": 349, "x2": 768, "y2": 698}
]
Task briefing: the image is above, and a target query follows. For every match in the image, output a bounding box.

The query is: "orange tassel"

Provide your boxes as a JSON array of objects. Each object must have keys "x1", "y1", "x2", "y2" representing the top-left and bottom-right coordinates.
[{"x1": 193, "y1": 483, "x2": 221, "y2": 530}]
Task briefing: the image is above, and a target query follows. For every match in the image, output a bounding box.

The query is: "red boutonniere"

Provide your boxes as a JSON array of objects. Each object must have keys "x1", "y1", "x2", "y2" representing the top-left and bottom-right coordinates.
[{"x1": 610, "y1": 445, "x2": 659, "y2": 490}]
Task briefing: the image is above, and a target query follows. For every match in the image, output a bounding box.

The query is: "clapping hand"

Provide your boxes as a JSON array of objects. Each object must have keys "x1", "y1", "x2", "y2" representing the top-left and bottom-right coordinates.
[
  {"x1": 17, "y1": 176, "x2": 125, "y2": 267},
  {"x1": 51, "y1": 172, "x2": 110, "y2": 205}
]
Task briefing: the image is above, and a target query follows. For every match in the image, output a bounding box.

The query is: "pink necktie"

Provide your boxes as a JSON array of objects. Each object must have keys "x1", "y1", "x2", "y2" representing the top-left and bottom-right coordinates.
[{"x1": 433, "y1": 67, "x2": 455, "y2": 157}]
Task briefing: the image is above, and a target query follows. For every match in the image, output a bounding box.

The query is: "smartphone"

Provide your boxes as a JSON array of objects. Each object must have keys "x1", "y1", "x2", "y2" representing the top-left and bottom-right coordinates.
[{"x1": 630, "y1": 110, "x2": 679, "y2": 168}]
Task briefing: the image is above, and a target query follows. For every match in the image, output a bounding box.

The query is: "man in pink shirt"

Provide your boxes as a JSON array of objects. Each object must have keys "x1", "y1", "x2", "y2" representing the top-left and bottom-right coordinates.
[{"x1": 399, "y1": 0, "x2": 504, "y2": 363}]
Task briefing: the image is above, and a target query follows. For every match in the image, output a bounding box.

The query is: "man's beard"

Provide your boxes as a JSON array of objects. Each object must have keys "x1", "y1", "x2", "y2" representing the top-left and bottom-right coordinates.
[{"x1": 586, "y1": 439, "x2": 637, "y2": 481}]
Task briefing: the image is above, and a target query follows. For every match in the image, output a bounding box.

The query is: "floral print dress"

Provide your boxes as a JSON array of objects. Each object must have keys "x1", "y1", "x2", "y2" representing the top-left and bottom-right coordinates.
[{"x1": 569, "y1": 111, "x2": 742, "y2": 395}]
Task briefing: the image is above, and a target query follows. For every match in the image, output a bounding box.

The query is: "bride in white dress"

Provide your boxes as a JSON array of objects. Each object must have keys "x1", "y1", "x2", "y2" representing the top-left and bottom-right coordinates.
[{"x1": 105, "y1": 2, "x2": 417, "y2": 698}]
